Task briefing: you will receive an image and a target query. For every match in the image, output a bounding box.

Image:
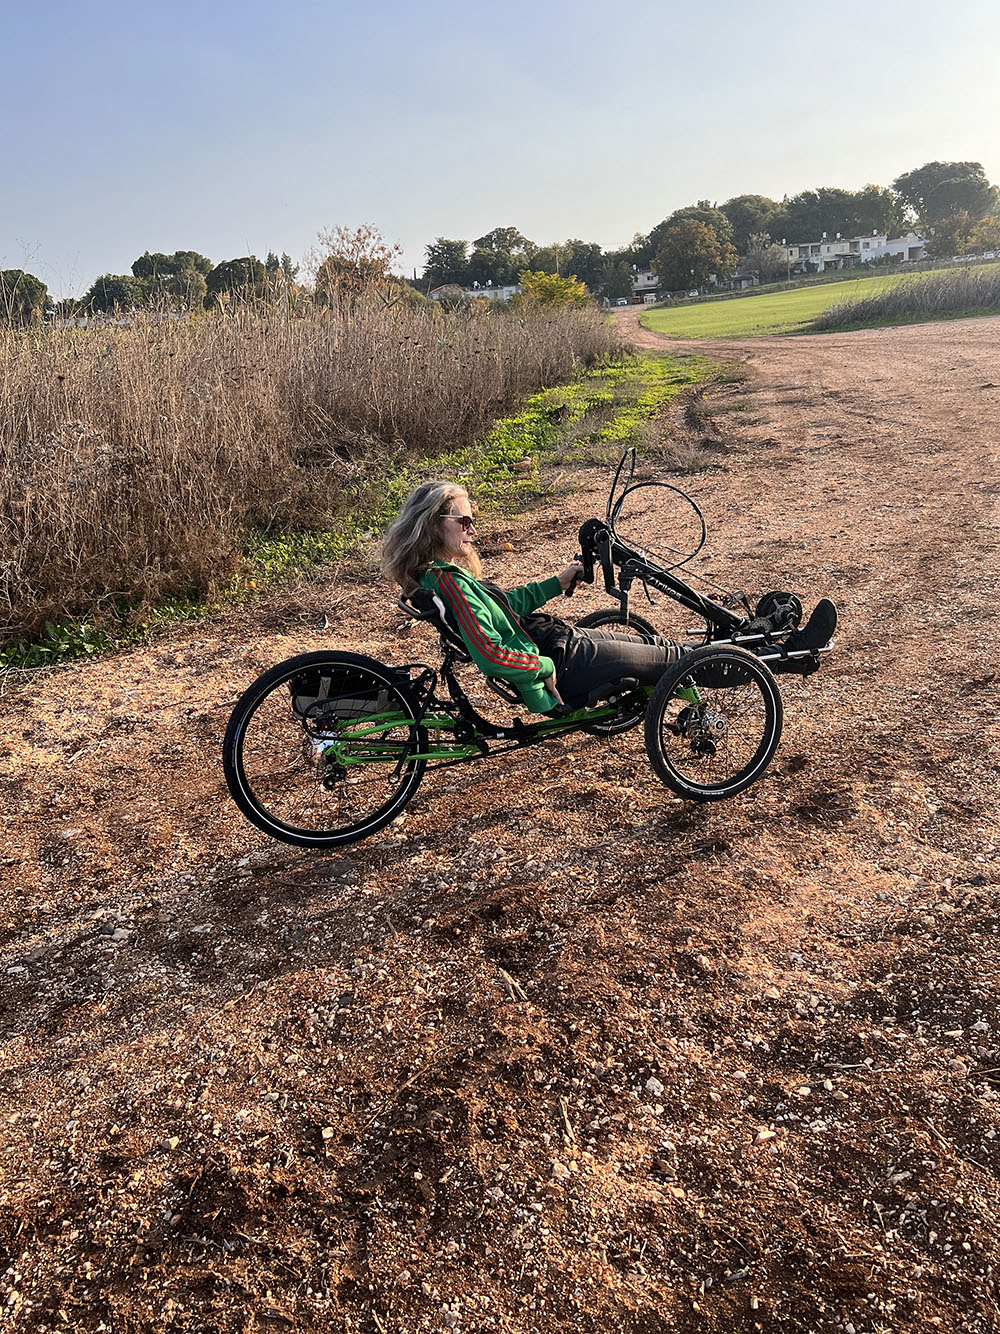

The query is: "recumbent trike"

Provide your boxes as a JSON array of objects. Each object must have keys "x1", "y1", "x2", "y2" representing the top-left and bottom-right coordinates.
[{"x1": 222, "y1": 451, "x2": 836, "y2": 848}]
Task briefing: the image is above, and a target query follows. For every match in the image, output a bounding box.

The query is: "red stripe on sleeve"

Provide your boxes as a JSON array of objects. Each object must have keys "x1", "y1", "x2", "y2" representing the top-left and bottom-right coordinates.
[{"x1": 434, "y1": 572, "x2": 541, "y2": 672}]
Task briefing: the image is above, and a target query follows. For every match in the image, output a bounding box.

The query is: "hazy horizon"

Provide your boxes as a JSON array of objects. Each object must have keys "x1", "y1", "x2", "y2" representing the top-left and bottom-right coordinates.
[{"x1": 4, "y1": 0, "x2": 998, "y2": 299}]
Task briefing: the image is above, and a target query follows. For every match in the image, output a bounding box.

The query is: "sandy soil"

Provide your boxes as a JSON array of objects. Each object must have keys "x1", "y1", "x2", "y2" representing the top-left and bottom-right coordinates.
[{"x1": 2, "y1": 314, "x2": 999, "y2": 1333}]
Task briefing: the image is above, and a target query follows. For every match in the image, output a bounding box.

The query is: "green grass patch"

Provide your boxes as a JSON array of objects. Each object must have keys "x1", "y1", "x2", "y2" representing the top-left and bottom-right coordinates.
[
  {"x1": 424, "y1": 352, "x2": 718, "y2": 499},
  {"x1": 639, "y1": 264, "x2": 1000, "y2": 338},
  {"x1": 1, "y1": 351, "x2": 720, "y2": 670}
]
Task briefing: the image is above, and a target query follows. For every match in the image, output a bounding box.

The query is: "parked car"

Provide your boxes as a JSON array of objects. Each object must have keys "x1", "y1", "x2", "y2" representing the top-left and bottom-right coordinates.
[
  {"x1": 630, "y1": 296, "x2": 642, "y2": 304},
  {"x1": 615, "y1": 297, "x2": 628, "y2": 306}
]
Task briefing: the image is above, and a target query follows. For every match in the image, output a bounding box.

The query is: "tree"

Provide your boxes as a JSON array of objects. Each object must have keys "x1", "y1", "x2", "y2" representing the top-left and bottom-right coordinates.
[
  {"x1": 474, "y1": 226, "x2": 529, "y2": 255},
  {"x1": 0, "y1": 269, "x2": 48, "y2": 327},
  {"x1": 311, "y1": 225, "x2": 401, "y2": 306},
  {"x1": 82, "y1": 273, "x2": 145, "y2": 313},
  {"x1": 468, "y1": 247, "x2": 523, "y2": 287},
  {"x1": 849, "y1": 184, "x2": 909, "y2": 238},
  {"x1": 164, "y1": 270, "x2": 207, "y2": 307},
  {"x1": 652, "y1": 219, "x2": 738, "y2": 291},
  {"x1": 969, "y1": 215, "x2": 1000, "y2": 254},
  {"x1": 515, "y1": 270, "x2": 589, "y2": 307},
  {"x1": 721, "y1": 195, "x2": 781, "y2": 253},
  {"x1": 636, "y1": 203, "x2": 735, "y2": 269},
  {"x1": 132, "y1": 249, "x2": 212, "y2": 280},
  {"x1": 131, "y1": 251, "x2": 174, "y2": 280},
  {"x1": 742, "y1": 233, "x2": 788, "y2": 283},
  {"x1": 128, "y1": 250, "x2": 212, "y2": 308},
  {"x1": 893, "y1": 161, "x2": 998, "y2": 229},
  {"x1": 924, "y1": 212, "x2": 977, "y2": 259},
  {"x1": 423, "y1": 238, "x2": 470, "y2": 289},
  {"x1": 468, "y1": 226, "x2": 534, "y2": 287},
  {"x1": 601, "y1": 257, "x2": 634, "y2": 302},
  {"x1": 780, "y1": 187, "x2": 855, "y2": 243},
  {"x1": 204, "y1": 256, "x2": 267, "y2": 306},
  {"x1": 560, "y1": 240, "x2": 604, "y2": 289}
]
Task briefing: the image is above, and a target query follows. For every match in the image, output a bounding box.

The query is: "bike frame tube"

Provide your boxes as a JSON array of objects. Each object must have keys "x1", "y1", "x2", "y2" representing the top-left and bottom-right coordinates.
[{"x1": 320, "y1": 698, "x2": 630, "y2": 771}]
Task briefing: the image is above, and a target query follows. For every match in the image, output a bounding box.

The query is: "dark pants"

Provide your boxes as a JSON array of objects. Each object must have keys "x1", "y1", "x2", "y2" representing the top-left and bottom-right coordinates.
[{"x1": 530, "y1": 622, "x2": 686, "y2": 709}]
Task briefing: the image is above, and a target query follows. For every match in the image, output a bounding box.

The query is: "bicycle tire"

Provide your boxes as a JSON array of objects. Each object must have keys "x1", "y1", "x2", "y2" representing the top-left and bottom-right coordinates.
[
  {"x1": 223, "y1": 651, "x2": 427, "y2": 848},
  {"x1": 572, "y1": 610, "x2": 660, "y2": 737},
  {"x1": 644, "y1": 645, "x2": 782, "y2": 801},
  {"x1": 573, "y1": 609, "x2": 660, "y2": 640}
]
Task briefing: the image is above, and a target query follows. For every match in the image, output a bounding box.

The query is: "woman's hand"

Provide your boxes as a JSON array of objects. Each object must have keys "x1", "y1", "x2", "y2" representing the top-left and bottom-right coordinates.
[
  {"x1": 543, "y1": 674, "x2": 563, "y2": 704},
  {"x1": 557, "y1": 559, "x2": 585, "y2": 592}
]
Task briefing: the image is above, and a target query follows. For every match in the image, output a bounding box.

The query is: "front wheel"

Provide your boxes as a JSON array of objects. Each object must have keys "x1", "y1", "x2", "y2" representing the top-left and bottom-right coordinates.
[
  {"x1": 573, "y1": 610, "x2": 660, "y2": 737},
  {"x1": 573, "y1": 608, "x2": 660, "y2": 641},
  {"x1": 644, "y1": 645, "x2": 782, "y2": 801},
  {"x1": 223, "y1": 651, "x2": 427, "y2": 848}
]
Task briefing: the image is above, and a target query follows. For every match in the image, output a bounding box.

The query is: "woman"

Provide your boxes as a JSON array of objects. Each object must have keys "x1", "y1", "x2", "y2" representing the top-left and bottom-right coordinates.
[{"x1": 382, "y1": 480, "x2": 692, "y2": 714}]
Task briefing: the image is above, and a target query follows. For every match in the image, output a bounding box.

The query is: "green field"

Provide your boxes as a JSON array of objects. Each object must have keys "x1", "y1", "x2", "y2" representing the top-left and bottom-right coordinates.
[{"x1": 639, "y1": 271, "x2": 916, "y2": 338}]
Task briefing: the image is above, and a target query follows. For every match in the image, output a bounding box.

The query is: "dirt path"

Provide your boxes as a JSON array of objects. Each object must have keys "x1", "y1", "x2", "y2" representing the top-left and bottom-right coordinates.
[{"x1": 2, "y1": 316, "x2": 999, "y2": 1332}]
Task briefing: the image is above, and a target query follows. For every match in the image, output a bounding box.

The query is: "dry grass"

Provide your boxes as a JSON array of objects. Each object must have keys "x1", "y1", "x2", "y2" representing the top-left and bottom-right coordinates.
[
  {"x1": 812, "y1": 262, "x2": 1000, "y2": 330},
  {"x1": 1, "y1": 298, "x2": 621, "y2": 641}
]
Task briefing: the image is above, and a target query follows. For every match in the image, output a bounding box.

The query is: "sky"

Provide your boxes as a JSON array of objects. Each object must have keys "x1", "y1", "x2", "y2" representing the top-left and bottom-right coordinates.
[{"x1": 4, "y1": 0, "x2": 999, "y2": 298}]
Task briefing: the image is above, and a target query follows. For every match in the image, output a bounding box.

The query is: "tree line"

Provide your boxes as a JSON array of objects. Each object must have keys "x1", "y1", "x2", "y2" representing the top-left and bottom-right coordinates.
[
  {"x1": 422, "y1": 161, "x2": 999, "y2": 296},
  {"x1": 2, "y1": 160, "x2": 998, "y2": 328}
]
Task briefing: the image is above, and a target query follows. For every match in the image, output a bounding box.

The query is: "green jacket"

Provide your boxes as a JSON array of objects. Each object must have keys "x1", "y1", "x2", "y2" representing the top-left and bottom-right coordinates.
[{"x1": 419, "y1": 560, "x2": 563, "y2": 713}]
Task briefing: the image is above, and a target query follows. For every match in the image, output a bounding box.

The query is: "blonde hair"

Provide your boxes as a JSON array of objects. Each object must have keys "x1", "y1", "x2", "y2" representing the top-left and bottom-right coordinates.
[{"x1": 382, "y1": 481, "x2": 481, "y2": 591}]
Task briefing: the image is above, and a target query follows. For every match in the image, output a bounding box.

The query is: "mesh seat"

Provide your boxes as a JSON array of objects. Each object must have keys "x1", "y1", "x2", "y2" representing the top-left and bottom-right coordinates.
[{"x1": 399, "y1": 588, "x2": 472, "y2": 661}]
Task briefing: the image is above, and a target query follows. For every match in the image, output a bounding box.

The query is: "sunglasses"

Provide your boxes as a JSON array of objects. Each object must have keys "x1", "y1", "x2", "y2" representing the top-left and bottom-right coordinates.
[{"x1": 442, "y1": 512, "x2": 476, "y2": 531}]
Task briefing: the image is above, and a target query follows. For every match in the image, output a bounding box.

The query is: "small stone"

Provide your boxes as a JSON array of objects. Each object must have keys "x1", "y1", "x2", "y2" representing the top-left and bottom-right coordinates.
[
  {"x1": 321, "y1": 1127, "x2": 335, "y2": 1140},
  {"x1": 795, "y1": 1085, "x2": 812, "y2": 1097},
  {"x1": 763, "y1": 986, "x2": 781, "y2": 1000},
  {"x1": 164, "y1": 1136, "x2": 180, "y2": 1151},
  {"x1": 111, "y1": 928, "x2": 131, "y2": 942},
  {"x1": 645, "y1": 1076, "x2": 665, "y2": 1097},
  {"x1": 755, "y1": 1128, "x2": 777, "y2": 1144}
]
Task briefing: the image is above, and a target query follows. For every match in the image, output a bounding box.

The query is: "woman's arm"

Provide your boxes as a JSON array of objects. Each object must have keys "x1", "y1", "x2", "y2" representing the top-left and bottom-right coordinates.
[{"x1": 504, "y1": 562, "x2": 584, "y2": 616}]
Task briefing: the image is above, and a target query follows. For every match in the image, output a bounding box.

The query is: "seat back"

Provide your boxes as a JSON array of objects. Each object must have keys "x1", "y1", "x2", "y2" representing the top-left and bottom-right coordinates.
[{"x1": 398, "y1": 588, "x2": 472, "y2": 662}]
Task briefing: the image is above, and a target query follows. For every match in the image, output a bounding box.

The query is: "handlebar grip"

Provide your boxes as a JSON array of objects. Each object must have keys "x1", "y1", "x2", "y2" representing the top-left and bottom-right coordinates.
[{"x1": 564, "y1": 553, "x2": 584, "y2": 597}]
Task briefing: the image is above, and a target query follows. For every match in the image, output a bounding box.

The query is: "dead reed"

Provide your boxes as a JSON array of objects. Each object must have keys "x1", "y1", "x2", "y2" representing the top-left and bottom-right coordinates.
[
  {"x1": 812, "y1": 263, "x2": 1000, "y2": 330},
  {"x1": 0, "y1": 298, "x2": 621, "y2": 640}
]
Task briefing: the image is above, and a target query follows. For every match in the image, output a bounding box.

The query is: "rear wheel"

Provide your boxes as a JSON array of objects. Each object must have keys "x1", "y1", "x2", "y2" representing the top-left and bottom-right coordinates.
[
  {"x1": 223, "y1": 651, "x2": 426, "y2": 848},
  {"x1": 573, "y1": 610, "x2": 659, "y2": 736},
  {"x1": 644, "y1": 645, "x2": 782, "y2": 800}
]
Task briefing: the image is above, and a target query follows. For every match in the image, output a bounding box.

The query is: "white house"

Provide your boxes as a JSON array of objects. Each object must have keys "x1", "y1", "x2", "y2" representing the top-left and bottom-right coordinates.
[
  {"x1": 464, "y1": 284, "x2": 521, "y2": 302},
  {"x1": 631, "y1": 268, "x2": 659, "y2": 297},
  {"x1": 428, "y1": 283, "x2": 521, "y2": 303},
  {"x1": 781, "y1": 232, "x2": 925, "y2": 272},
  {"x1": 864, "y1": 232, "x2": 926, "y2": 263}
]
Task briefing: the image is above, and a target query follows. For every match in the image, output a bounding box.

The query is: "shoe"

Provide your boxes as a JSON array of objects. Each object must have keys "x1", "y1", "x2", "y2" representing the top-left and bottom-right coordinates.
[{"x1": 782, "y1": 598, "x2": 837, "y2": 653}]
